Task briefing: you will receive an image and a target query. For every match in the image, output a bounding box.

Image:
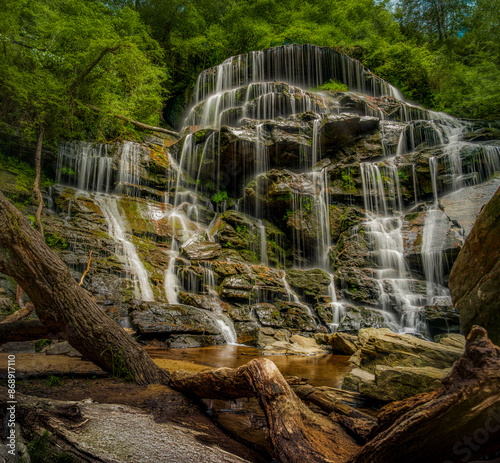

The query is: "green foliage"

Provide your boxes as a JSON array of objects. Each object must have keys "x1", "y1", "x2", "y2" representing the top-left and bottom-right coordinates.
[
  {"x1": 341, "y1": 170, "x2": 356, "y2": 192},
  {"x1": 0, "y1": 151, "x2": 53, "y2": 193},
  {"x1": 311, "y1": 79, "x2": 349, "y2": 93},
  {"x1": 1, "y1": 0, "x2": 168, "y2": 145},
  {"x1": 46, "y1": 375, "x2": 63, "y2": 387},
  {"x1": 211, "y1": 190, "x2": 228, "y2": 203},
  {"x1": 283, "y1": 209, "x2": 294, "y2": 221},
  {"x1": 235, "y1": 224, "x2": 247, "y2": 235},
  {"x1": 35, "y1": 339, "x2": 51, "y2": 352}
]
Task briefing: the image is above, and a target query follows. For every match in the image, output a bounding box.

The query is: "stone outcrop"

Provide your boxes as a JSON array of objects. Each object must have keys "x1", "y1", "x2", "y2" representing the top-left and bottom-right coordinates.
[
  {"x1": 342, "y1": 328, "x2": 464, "y2": 401},
  {"x1": 450, "y1": 186, "x2": 500, "y2": 344}
]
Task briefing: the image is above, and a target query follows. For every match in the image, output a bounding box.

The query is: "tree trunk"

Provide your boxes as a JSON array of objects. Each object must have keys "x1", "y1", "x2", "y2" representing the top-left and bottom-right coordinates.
[
  {"x1": 33, "y1": 124, "x2": 45, "y2": 236},
  {"x1": 0, "y1": 191, "x2": 168, "y2": 385},
  {"x1": 172, "y1": 358, "x2": 360, "y2": 463},
  {"x1": 0, "y1": 302, "x2": 34, "y2": 324}
]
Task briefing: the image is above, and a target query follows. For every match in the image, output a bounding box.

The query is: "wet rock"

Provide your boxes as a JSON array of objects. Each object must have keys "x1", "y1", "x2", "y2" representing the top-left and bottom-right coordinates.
[
  {"x1": 285, "y1": 268, "x2": 331, "y2": 304},
  {"x1": 131, "y1": 304, "x2": 223, "y2": 336},
  {"x1": 400, "y1": 208, "x2": 463, "y2": 278},
  {"x1": 439, "y1": 178, "x2": 500, "y2": 236},
  {"x1": 337, "y1": 306, "x2": 391, "y2": 333},
  {"x1": 254, "y1": 301, "x2": 319, "y2": 332},
  {"x1": 167, "y1": 334, "x2": 224, "y2": 348},
  {"x1": 181, "y1": 240, "x2": 222, "y2": 260},
  {"x1": 329, "y1": 205, "x2": 364, "y2": 243},
  {"x1": 449, "y1": 187, "x2": 500, "y2": 344},
  {"x1": 320, "y1": 114, "x2": 379, "y2": 154},
  {"x1": 424, "y1": 299, "x2": 461, "y2": 339},
  {"x1": 463, "y1": 127, "x2": 500, "y2": 142}
]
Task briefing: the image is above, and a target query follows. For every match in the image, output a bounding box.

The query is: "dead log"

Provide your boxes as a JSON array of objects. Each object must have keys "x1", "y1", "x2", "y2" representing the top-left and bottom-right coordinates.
[
  {"x1": 172, "y1": 358, "x2": 360, "y2": 463},
  {"x1": 0, "y1": 303, "x2": 34, "y2": 324},
  {"x1": 292, "y1": 384, "x2": 375, "y2": 421},
  {"x1": 0, "y1": 191, "x2": 168, "y2": 385},
  {"x1": 351, "y1": 326, "x2": 500, "y2": 463},
  {"x1": 0, "y1": 320, "x2": 57, "y2": 344}
]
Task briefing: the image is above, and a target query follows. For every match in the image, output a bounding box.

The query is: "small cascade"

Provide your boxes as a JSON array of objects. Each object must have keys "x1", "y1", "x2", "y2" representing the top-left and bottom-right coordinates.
[
  {"x1": 118, "y1": 142, "x2": 143, "y2": 189},
  {"x1": 328, "y1": 302, "x2": 346, "y2": 333},
  {"x1": 360, "y1": 160, "x2": 427, "y2": 334},
  {"x1": 94, "y1": 194, "x2": 155, "y2": 302},
  {"x1": 57, "y1": 141, "x2": 113, "y2": 192},
  {"x1": 164, "y1": 245, "x2": 180, "y2": 304}
]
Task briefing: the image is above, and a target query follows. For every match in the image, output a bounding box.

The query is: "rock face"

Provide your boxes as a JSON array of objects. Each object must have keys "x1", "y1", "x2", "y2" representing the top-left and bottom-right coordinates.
[
  {"x1": 343, "y1": 328, "x2": 464, "y2": 401},
  {"x1": 449, "y1": 187, "x2": 500, "y2": 345},
  {"x1": 1, "y1": 44, "x2": 499, "y2": 349}
]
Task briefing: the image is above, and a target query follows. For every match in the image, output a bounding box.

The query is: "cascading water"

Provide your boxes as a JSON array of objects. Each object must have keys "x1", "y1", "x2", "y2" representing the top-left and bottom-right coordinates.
[{"x1": 54, "y1": 44, "x2": 500, "y2": 345}]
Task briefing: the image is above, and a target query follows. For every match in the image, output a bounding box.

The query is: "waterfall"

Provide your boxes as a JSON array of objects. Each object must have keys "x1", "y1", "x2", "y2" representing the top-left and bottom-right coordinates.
[{"x1": 94, "y1": 194, "x2": 155, "y2": 302}]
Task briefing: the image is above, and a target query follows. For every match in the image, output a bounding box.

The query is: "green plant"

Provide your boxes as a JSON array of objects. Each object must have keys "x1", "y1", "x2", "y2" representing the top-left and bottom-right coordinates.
[
  {"x1": 35, "y1": 339, "x2": 51, "y2": 352},
  {"x1": 60, "y1": 166, "x2": 76, "y2": 177},
  {"x1": 341, "y1": 171, "x2": 356, "y2": 192},
  {"x1": 398, "y1": 170, "x2": 410, "y2": 182},
  {"x1": 311, "y1": 79, "x2": 349, "y2": 93},
  {"x1": 101, "y1": 346, "x2": 133, "y2": 382},
  {"x1": 46, "y1": 375, "x2": 63, "y2": 387},
  {"x1": 235, "y1": 224, "x2": 247, "y2": 235},
  {"x1": 283, "y1": 209, "x2": 294, "y2": 221},
  {"x1": 211, "y1": 190, "x2": 228, "y2": 203}
]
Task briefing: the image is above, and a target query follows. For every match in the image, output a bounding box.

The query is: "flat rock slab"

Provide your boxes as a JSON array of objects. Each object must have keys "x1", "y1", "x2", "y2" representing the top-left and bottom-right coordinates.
[
  {"x1": 0, "y1": 353, "x2": 106, "y2": 378},
  {"x1": 67, "y1": 402, "x2": 253, "y2": 463},
  {"x1": 440, "y1": 178, "x2": 500, "y2": 236}
]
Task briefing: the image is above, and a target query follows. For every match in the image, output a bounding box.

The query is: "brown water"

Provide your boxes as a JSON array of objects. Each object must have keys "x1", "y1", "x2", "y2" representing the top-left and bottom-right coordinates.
[{"x1": 149, "y1": 345, "x2": 352, "y2": 388}]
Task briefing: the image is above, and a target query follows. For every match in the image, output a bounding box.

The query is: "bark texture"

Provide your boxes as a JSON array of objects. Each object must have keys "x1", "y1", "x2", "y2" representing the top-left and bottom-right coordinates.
[
  {"x1": 172, "y1": 358, "x2": 360, "y2": 463},
  {"x1": 0, "y1": 191, "x2": 168, "y2": 385}
]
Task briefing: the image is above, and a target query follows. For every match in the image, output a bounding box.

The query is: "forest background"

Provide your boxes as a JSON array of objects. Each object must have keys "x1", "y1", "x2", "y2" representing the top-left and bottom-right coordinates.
[{"x1": 1, "y1": 0, "x2": 499, "y2": 147}]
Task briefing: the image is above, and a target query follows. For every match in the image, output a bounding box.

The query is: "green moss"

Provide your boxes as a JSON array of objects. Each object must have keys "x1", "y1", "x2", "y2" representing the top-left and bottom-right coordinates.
[
  {"x1": 311, "y1": 79, "x2": 349, "y2": 93},
  {"x1": 46, "y1": 375, "x2": 63, "y2": 387},
  {"x1": 35, "y1": 339, "x2": 50, "y2": 352},
  {"x1": 44, "y1": 232, "x2": 68, "y2": 250}
]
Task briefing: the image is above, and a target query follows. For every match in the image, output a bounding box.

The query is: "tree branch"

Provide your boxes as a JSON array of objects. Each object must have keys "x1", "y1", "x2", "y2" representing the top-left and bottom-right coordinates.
[
  {"x1": 83, "y1": 103, "x2": 179, "y2": 137},
  {"x1": 69, "y1": 46, "x2": 122, "y2": 93}
]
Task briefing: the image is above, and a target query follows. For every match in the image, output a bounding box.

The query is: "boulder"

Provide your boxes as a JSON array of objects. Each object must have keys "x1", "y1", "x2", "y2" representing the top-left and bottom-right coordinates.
[
  {"x1": 439, "y1": 178, "x2": 500, "y2": 236},
  {"x1": 424, "y1": 298, "x2": 461, "y2": 339},
  {"x1": 449, "y1": 187, "x2": 500, "y2": 344},
  {"x1": 131, "y1": 304, "x2": 223, "y2": 336},
  {"x1": 324, "y1": 332, "x2": 359, "y2": 355},
  {"x1": 262, "y1": 334, "x2": 325, "y2": 355},
  {"x1": 180, "y1": 240, "x2": 221, "y2": 260},
  {"x1": 349, "y1": 328, "x2": 464, "y2": 373},
  {"x1": 337, "y1": 306, "x2": 392, "y2": 333},
  {"x1": 345, "y1": 365, "x2": 450, "y2": 402}
]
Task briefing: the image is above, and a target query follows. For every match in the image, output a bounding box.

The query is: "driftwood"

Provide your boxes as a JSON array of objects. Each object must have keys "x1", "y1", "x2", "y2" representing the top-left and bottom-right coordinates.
[
  {"x1": 78, "y1": 250, "x2": 93, "y2": 286},
  {"x1": 0, "y1": 303, "x2": 35, "y2": 325},
  {"x1": 172, "y1": 358, "x2": 360, "y2": 463}
]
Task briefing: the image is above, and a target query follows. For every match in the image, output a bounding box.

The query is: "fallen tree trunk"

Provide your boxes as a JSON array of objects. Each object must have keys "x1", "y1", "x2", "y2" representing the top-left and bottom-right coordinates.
[
  {"x1": 0, "y1": 320, "x2": 57, "y2": 344},
  {"x1": 350, "y1": 326, "x2": 500, "y2": 463},
  {"x1": 0, "y1": 191, "x2": 168, "y2": 385},
  {"x1": 172, "y1": 358, "x2": 360, "y2": 463}
]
